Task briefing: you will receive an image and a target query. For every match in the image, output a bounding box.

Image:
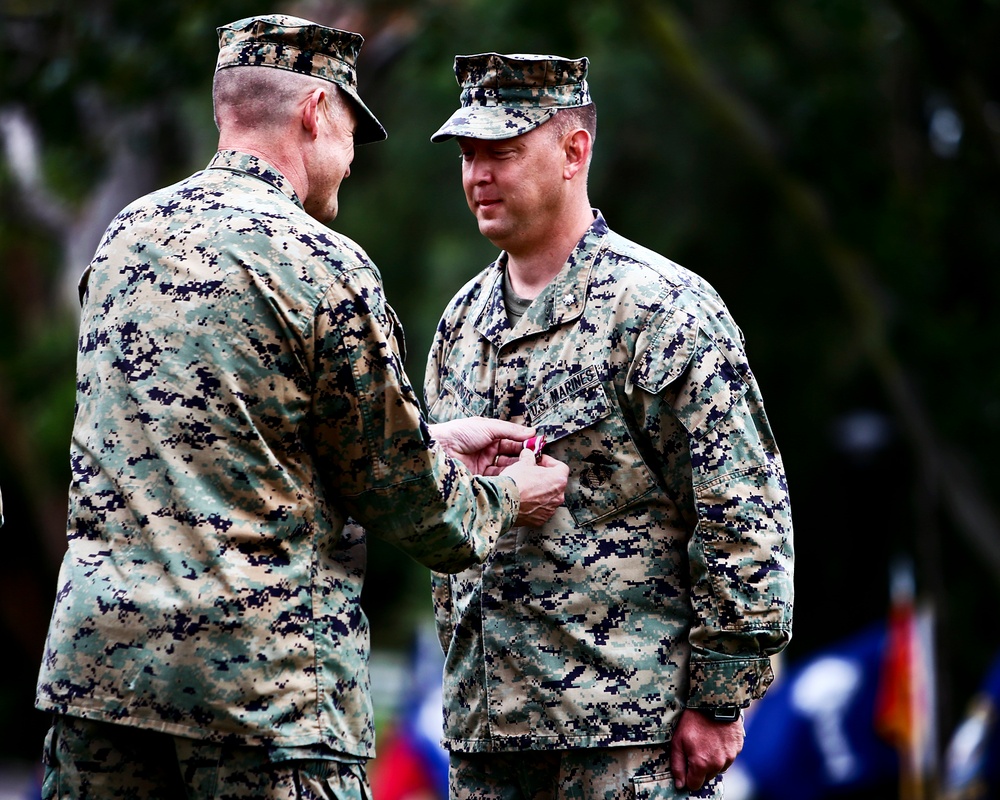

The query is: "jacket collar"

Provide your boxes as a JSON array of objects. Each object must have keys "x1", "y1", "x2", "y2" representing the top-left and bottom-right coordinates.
[
  {"x1": 207, "y1": 150, "x2": 303, "y2": 209},
  {"x1": 472, "y1": 211, "x2": 609, "y2": 347}
]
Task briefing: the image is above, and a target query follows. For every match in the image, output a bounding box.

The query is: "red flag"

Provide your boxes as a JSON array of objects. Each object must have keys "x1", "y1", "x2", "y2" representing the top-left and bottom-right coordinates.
[{"x1": 874, "y1": 561, "x2": 936, "y2": 800}]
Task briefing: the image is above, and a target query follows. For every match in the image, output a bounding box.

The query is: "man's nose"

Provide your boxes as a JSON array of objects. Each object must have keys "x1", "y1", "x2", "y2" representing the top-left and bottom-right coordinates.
[{"x1": 467, "y1": 159, "x2": 492, "y2": 183}]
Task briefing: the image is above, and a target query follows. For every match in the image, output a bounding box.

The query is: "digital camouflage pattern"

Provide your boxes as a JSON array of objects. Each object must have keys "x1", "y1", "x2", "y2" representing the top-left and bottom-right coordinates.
[
  {"x1": 216, "y1": 15, "x2": 385, "y2": 145},
  {"x1": 35, "y1": 150, "x2": 519, "y2": 757},
  {"x1": 431, "y1": 52, "x2": 591, "y2": 142},
  {"x1": 450, "y1": 744, "x2": 721, "y2": 800},
  {"x1": 424, "y1": 212, "x2": 794, "y2": 753},
  {"x1": 43, "y1": 715, "x2": 370, "y2": 800}
]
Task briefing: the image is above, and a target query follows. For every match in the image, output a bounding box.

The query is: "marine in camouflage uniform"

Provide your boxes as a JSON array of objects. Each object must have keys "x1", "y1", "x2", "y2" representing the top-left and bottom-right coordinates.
[
  {"x1": 425, "y1": 53, "x2": 794, "y2": 798},
  {"x1": 34, "y1": 20, "x2": 568, "y2": 800}
]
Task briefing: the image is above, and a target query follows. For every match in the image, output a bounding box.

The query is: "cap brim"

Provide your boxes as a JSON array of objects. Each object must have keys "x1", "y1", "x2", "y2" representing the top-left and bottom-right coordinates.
[
  {"x1": 430, "y1": 106, "x2": 556, "y2": 142},
  {"x1": 341, "y1": 86, "x2": 387, "y2": 145}
]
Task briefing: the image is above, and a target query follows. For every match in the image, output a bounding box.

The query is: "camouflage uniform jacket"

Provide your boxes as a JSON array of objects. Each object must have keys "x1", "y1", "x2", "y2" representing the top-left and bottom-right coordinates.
[
  {"x1": 424, "y1": 212, "x2": 794, "y2": 752},
  {"x1": 35, "y1": 150, "x2": 519, "y2": 757}
]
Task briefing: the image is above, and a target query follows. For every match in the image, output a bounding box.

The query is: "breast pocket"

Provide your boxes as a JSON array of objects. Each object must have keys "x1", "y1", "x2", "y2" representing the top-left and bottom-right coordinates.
[{"x1": 526, "y1": 369, "x2": 657, "y2": 528}]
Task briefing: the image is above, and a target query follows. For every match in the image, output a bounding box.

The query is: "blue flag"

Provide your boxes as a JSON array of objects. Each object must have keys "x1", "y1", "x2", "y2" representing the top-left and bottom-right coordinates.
[
  {"x1": 942, "y1": 651, "x2": 1000, "y2": 798},
  {"x1": 726, "y1": 623, "x2": 906, "y2": 800}
]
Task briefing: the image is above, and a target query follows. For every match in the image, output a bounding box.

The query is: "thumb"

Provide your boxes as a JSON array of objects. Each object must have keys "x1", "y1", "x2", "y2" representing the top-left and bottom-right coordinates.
[
  {"x1": 487, "y1": 420, "x2": 534, "y2": 438},
  {"x1": 670, "y1": 730, "x2": 688, "y2": 789},
  {"x1": 518, "y1": 447, "x2": 535, "y2": 464}
]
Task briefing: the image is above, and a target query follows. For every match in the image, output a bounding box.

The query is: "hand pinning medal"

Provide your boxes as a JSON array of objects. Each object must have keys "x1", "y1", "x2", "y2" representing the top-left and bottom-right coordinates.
[{"x1": 523, "y1": 434, "x2": 546, "y2": 462}]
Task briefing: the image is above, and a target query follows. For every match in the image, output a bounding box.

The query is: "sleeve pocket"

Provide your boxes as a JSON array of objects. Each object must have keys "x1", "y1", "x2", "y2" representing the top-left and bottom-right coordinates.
[
  {"x1": 631, "y1": 307, "x2": 696, "y2": 395},
  {"x1": 632, "y1": 309, "x2": 748, "y2": 440}
]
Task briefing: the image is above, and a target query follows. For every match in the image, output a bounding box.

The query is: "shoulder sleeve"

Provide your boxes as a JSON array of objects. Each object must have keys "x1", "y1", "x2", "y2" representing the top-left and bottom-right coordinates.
[
  {"x1": 309, "y1": 264, "x2": 517, "y2": 573},
  {"x1": 630, "y1": 299, "x2": 794, "y2": 709}
]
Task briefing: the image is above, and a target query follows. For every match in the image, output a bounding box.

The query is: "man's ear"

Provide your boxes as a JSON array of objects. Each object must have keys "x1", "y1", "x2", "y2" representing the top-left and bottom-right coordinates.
[
  {"x1": 563, "y1": 129, "x2": 592, "y2": 180},
  {"x1": 302, "y1": 87, "x2": 326, "y2": 139}
]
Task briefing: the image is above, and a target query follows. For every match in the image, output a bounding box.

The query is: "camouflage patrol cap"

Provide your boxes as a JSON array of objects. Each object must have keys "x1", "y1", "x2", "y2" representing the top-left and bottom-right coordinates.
[
  {"x1": 431, "y1": 52, "x2": 591, "y2": 142},
  {"x1": 216, "y1": 15, "x2": 386, "y2": 145}
]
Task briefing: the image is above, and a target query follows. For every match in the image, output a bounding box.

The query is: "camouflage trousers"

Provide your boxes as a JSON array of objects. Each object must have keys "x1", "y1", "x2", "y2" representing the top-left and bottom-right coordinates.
[
  {"x1": 449, "y1": 745, "x2": 722, "y2": 800},
  {"x1": 41, "y1": 715, "x2": 371, "y2": 800}
]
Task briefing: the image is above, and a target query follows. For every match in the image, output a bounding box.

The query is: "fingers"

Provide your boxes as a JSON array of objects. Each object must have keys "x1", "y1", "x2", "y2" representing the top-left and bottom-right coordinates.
[
  {"x1": 671, "y1": 747, "x2": 711, "y2": 792},
  {"x1": 670, "y1": 734, "x2": 689, "y2": 790},
  {"x1": 475, "y1": 418, "x2": 535, "y2": 440},
  {"x1": 484, "y1": 447, "x2": 525, "y2": 476},
  {"x1": 670, "y1": 710, "x2": 744, "y2": 791},
  {"x1": 498, "y1": 438, "x2": 529, "y2": 458},
  {"x1": 491, "y1": 437, "x2": 549, "y2": 474},
  {"x1": 502, "y1": 451, "x2": 569, "y2": 527}
]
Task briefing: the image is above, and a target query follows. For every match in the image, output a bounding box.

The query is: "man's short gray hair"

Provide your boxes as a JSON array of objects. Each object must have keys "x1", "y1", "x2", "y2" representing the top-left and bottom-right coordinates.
[
  {"x1": 548, "y1": 102, "x2": 597, "y2": 143},
  {"x1": 212, "y1": 65, "x2": 344, "y2": 132}
]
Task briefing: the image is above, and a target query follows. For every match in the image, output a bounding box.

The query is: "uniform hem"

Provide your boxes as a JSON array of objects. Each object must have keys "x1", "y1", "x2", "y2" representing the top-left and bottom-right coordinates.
[
  {"x1": 442, "y1": 728, "x2": 673, "y2": 754},
  {"x1": 34, "y1": 699, "x2": 373, "y2": 759}
]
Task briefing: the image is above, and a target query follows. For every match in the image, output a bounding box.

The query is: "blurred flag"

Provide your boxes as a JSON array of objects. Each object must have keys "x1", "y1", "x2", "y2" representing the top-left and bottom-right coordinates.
[
  {"x1": 942, "y1": 651, "x2": 1000, "y2": 799},
  {"x1": 874, "y1": 560, "x2": 937, "y2": 800},
  {"x1": 726, "y1": 563, "x2": 936, "y2": 800},
  {"x1": 369, "y1": 625, "x2": 449, "y2": 800},
  {"x1": 725, "y1": 624, "x2": 901, "y2": 800}
]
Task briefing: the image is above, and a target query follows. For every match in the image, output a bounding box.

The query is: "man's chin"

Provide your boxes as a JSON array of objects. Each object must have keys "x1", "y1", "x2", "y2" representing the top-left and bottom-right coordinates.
[{"x1": 476, "y1": 217, "x2": 507, "y2": 245}]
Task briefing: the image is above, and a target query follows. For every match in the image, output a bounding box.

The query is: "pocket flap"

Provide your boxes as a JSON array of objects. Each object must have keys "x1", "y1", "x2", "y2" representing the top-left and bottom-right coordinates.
[
  {"x1": 525, "y1": 367, "x2": 656, "y2": 528},
  {"x1": 524, "y1": 365, "x2": 609, "y2": 441},
  {"x1": 433, "y1": 371, "x2": 491, "y2": 419}
]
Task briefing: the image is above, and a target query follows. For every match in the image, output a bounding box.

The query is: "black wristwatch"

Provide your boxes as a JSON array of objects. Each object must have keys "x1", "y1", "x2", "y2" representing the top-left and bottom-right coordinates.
[{"x1": 698, "y1": 705, "x2": 741, "y2": 722}]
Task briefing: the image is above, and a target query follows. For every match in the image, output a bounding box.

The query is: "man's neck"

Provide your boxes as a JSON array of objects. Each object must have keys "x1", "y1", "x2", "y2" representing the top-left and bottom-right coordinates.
[
  {"x1": 217, "y1": 134, "x2": 308, "y2": 209},
  {"x1": 505, "y1": 203, "x2": 595, "y2": 300}
]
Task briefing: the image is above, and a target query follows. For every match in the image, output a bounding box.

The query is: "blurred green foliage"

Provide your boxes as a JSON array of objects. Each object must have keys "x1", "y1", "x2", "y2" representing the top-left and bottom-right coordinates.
[{"x1": 1, "y1": 0, "x2": 999, "y2": 775}]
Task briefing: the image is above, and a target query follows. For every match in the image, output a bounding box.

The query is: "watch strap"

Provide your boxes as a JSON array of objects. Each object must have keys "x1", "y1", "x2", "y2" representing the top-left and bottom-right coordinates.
[{"x1": 697, "y1": 705, "x2": 742, "y2": 722}]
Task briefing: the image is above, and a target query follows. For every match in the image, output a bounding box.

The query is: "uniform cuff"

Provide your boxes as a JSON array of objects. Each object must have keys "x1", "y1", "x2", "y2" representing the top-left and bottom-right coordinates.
[{"x1": 686, "y1": 655, "x2": 776, "y2": 708}]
